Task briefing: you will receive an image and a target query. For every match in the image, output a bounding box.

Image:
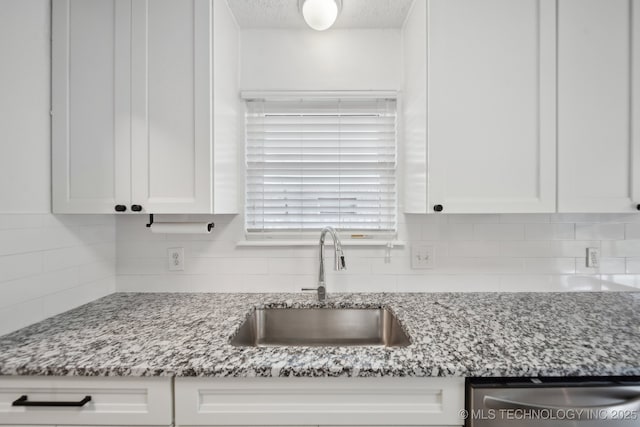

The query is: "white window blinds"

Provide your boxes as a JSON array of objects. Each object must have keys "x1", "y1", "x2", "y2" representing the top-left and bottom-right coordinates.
[{"x1": 245, "y1": 97, "x2": 397, "y2": 234}]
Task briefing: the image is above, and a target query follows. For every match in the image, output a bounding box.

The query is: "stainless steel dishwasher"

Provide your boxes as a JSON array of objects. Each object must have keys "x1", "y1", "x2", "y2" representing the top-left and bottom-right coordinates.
[{"x1": 466, "y1": 377, "x2": 640, "y2": 427}]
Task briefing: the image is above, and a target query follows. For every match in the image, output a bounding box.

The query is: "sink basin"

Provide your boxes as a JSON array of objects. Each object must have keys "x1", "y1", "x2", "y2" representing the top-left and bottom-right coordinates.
[{"x1": 230, "y1": 308, "x2": 410, "y2": 347}]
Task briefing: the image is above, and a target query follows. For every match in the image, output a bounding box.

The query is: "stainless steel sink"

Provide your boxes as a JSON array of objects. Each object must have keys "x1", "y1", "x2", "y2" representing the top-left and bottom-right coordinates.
[{"x1": 230, "y1": 308, "x2": 411, "y2": 347}]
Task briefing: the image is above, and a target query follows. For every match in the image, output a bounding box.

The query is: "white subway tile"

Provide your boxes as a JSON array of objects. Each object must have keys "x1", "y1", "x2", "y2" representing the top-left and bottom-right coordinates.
[
  {"x1": 548, "y1": 241, "x2": 601, "y2": 257},
  {"x1": 326, "y1": 257, "x2": 371, "y2": 275},
  {"x1": 625, "y1": 224, "x2": 640, "y2": 239},
  {"x1": 500, "y1": 241, "x2": 552, "y2": 257},
  {"x1": 548, "y1": 275, "x2": 602, "y2": 292},
  {"x1": 0, "y1": 214, "x2": 46, "y2": 230},
  {"x1": 269, "y1": 258, "x2": 317, "y2": 275},
  {"x1": 626, "y1": 258, "x2": 640, "y2": 274},
  {"x1": 500, "y1": 214, "x2": 551, "y2": 223},
  {"x1": 448, "y1": 214, "x2": 500, "y2": 223},
  {"x1": 575, "y1": 257, "x2": 625, "y2": 275},
  {"x1": 41, "y1": 278, "x2": 114, "y2": 319},
  {"x1": 446, "y1": 241, "x2": 501, "y2": 257},
  {"x1": 397, "y1": 275, "x2": 501, "y2": 292},
  {"x1": 550, "y1": 213, "x2": 603, "y2": 223},
  {"x1": 78, "y1": 260, "x2": 115, "y2": 284},
  {"x1": 435, "y1": 257, "x2": 523, "y2": 274},
  {"x1": 601, "y1": 275, "x2": 640, "y2": 290},
  {"x1": 473, "y1": 224, "x2": 525, "y2": 241},
  {"x1": 600, "y1": 258, "x2": 627, "y2": 274},
  {"x1": 575, "y1": 223, "x2": 625, "y2": 240},
  {"x1": 439, "y1": 223, "x2": 474, "y2": 241},
  {"x1": 525, "y1": 223, "x2": 575, "y2": 241},
  {"x1": 329, "y1": 275, "x2": 396, "y2": 292},
  {"x1": 43, "y1": 242, "x2": 114, "y2": 272},
  {"x1": 397, "y1": 222, "x2": 422, "y2": 241},
  {"x1": 523, "y1": 258, "x2": 575, "y2": 274},
  {"x1": 602, "y1": 240, "x2": 640, "y2": 257},
  {"x1": 370, "y1": 257, "x2": 411, "y2": 275},
  {"x1": 43, "y1": 214, "x2": 115, "y2": 228},
  {"x1": 0, "y1": 252, "x2": 43, "y2": 283},
  {"x1": 0, "y1": 268, "x2": 79, "y2": 309}
]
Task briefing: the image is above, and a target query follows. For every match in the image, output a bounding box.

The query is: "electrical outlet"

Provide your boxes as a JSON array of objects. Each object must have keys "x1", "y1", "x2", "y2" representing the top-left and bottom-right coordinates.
[
  {"x1": 586, "y1": 247, "x2": 599, "y2": 268},
  {"x1": 411, "y1": 245, "x2": 435, "y2": 269},
  {"x1": 168, "y1": 247, "x2": 185, "y2": 271}
]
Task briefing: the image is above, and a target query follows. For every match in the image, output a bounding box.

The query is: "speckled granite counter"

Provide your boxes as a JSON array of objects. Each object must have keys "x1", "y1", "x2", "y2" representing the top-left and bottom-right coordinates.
[{"x1": 0, "y1": 292, "x2": 638, "y2": 378}]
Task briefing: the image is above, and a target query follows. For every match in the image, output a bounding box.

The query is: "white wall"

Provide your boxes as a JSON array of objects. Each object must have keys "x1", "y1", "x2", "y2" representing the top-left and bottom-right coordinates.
[
  {"x1": 0, "y1": 0, "x2": 116, "y2": 336},
  {"x1": 116, "y1": 213, "x2": 640, "y2": 293},
  {"x1": 0, "y1": 0, "x2": 51, "y2": 213},
  {"x1": 240, "y1": 29, "x2": 402, "y2": 91},
  {"x1": 116, "y1": 19, "x2": 640, "y2": 295}
]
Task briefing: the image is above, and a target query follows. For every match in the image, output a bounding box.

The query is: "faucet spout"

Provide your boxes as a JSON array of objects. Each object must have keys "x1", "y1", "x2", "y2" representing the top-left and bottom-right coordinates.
[{"x1": 302, "y1": 226, "x2": 346, "y2": 301}]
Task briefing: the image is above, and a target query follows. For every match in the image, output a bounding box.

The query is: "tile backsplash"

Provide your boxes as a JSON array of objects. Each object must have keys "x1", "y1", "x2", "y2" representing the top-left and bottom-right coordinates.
[
  {"x1": 0, "y1": 214, "x2": 116, "y2": 335},
  {"x1": 116, "y1": 213, "x2": 640, "y2": 294}
]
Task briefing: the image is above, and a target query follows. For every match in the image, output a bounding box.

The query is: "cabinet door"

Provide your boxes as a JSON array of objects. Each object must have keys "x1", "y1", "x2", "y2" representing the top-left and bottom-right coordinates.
[
  {"x1": 52, "y1": 0, "x2": 131, "y2": 214},
  {"x1": 558, "y1": 0, "x2": 640, "y2": 213},
  {"x1": 0, "y1": 376, "x2": 172, "y2": 426},
  {"x1": 130, "y1": 0, "x2": 213, "y2": 214},
  {"x1": 175, "y1": 377, "x2": 464, "y2": 426},
  {"x1": 427, "y1": 0, "x2": 557, "y2": 213}
]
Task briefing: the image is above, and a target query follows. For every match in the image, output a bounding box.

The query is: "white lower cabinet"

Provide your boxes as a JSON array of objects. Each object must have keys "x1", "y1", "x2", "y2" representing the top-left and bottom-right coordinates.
[
  {"x1": 0, "y1": 376, "x2": 172, "y2": 426},
  {"x1": 174, "y1": 377, "x2": 465, "y2": 426}
]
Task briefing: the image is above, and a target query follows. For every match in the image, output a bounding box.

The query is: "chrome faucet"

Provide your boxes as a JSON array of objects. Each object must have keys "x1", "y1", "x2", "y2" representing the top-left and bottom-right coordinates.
[{"x1": 302, "y1": 226, "x2": 346, "y2": 301}]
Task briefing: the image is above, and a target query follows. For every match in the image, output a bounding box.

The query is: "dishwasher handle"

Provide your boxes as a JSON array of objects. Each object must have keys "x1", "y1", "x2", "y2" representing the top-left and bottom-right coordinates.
[{"x1": 484, "y1": 394, "x2": 640, "y2": 420}]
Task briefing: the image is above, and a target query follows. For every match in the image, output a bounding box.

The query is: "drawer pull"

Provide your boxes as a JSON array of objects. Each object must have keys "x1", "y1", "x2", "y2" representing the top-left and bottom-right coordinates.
[{"x1": 12, "y1": 395, "x2": 92, "y2": 407}]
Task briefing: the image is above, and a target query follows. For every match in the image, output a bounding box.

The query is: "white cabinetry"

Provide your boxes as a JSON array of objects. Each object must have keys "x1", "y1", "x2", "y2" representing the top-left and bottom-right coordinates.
[
  {"x1": 0, "y1": 376, "x2": 172, "y2": 426},
  {"x1": 404, "y1": 0, "x2": 557, "y2": 214},
  {"x1": 558, "y1": 0, "x2": 640, "y2": 213},
  {"x1": 52, "y1": 0, "x2": 239, "y2": 215},
  {"x1": 174, "y1": 377, "x2": 465, "y2": 426}
]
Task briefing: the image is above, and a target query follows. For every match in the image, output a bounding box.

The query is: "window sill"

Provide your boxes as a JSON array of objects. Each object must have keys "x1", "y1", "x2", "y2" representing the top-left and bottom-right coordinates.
[{"x1": 236, "y1": 240, "x2": 405, "y2": 248}]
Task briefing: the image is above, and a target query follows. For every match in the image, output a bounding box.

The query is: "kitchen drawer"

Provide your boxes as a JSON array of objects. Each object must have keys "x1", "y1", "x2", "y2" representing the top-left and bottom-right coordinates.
[
  {"x1": 0, "y1": 376, "x2": 172, "y2": 425},
  {"x1": 175, "y1": 377, "x2": 465, "y2": 426}
]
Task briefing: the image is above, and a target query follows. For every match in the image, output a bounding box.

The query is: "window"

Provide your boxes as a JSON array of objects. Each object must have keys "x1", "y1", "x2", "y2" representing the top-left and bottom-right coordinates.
[{"x1": 245, "y1": 95, "x2": 397, "y2": 238}]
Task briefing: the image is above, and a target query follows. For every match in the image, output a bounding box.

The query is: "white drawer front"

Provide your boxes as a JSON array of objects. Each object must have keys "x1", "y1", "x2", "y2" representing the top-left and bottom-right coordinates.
[
  {"x1": 0, "y1": 376, "x2": 172, "y2": 425},
  {"x1": 175, "y1": 377, "x2": 465, "y2": 426}
]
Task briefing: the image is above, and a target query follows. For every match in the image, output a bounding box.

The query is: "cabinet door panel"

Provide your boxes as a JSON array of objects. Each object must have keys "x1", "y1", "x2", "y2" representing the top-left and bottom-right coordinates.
[
  {"x1": 0, "y1": 376, "x2": 172, "y2": 426},
  {"x1": 175, "y1": 377, "x2": 464, "y2": 426},
  {"x1": 427, "y1": 0, "x2": 556, "y2": 213},
  {"x1": 131, "y1": 0, "x2": 212, "y2": 214},
  {"x1": 558, "y1": 0, "x2": 640, "y2": 212},
  {"x1": 52, "y1": 0, "x2": 131, "y2": 213}
]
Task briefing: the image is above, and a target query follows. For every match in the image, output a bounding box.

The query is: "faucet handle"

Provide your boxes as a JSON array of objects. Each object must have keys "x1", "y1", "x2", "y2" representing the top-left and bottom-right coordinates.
[{"x1": 301, "y1": 287, "x2": 319, "y2": 292}]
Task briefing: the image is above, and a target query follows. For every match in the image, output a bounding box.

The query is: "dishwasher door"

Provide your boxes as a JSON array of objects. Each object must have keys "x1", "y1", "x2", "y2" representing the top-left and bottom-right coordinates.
[{"x1": 466, "y1": 378, "x2": 640, "y2": 427}]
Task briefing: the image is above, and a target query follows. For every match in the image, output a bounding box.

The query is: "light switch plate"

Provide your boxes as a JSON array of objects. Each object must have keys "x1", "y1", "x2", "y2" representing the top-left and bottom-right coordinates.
[{"x1": 411, "y1": 245, "x2": 435, "y2": 269}]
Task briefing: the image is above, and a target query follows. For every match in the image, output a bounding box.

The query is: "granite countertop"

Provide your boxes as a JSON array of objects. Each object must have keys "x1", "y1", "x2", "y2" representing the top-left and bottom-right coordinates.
[{"x1": 0, "y1": 292, "x2": 638, "y2": 378}]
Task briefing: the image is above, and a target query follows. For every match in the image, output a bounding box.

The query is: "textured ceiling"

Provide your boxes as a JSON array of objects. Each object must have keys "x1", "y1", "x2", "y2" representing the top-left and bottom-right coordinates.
[{"x1": 226, "y1": 0, "x2": 415, "y2": 29}]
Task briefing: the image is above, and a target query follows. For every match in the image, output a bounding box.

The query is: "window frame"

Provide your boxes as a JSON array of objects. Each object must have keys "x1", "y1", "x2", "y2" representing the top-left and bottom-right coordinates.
[{"x1": 241, "y1": 91, "x2": 400, "y2": 242}]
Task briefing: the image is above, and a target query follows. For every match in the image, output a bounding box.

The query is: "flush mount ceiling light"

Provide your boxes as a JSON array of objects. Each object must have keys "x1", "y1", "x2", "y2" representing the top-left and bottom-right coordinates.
[{"x1": 299, "y1": 0, "x2": 342, "y2": 31}]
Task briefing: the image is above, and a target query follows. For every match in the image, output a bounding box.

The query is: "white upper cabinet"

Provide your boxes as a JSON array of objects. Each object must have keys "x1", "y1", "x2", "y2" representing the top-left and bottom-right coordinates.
[
  {"x1": 52, "y1": 0, "x2": 239, "y2": 214},
  {"x1": 52, "y1": 0, "x2": 131, "y2": 214},
  {"x1": 558, "y1": 0, "x2": 640, "y2": 213},
  {"x1": 404, "y1": 0, "x2": 557, "y2": 214}
]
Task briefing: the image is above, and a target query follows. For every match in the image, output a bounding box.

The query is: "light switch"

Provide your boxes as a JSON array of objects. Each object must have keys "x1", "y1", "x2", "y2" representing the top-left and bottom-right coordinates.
[{"x1": 411, "y1": 245, "x2": 435, "y2": 269}]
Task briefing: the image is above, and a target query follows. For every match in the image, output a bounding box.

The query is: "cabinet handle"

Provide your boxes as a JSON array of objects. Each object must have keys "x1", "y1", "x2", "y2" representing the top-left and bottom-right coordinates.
[
  {"x1": 131, "y1": 205, "x2": 143, "y2": 212},
  {"x1": 12, "y1": 395, "x2": 92, "y2": 407},
  {"x1": 114, "y1": 205, "x2": 127, "y2": 212},
  {"x1": 433, "y1": 204, "x2": 444, "y2": 212},
  {"x1": 637, "y1": 204, "x2": 640, "y2": 211}
]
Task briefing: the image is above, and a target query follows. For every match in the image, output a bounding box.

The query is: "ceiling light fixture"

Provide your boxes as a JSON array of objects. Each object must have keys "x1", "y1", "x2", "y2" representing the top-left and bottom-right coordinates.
[{"x1": 299, "y1": 0, "x2": 342, "y2": 31}]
